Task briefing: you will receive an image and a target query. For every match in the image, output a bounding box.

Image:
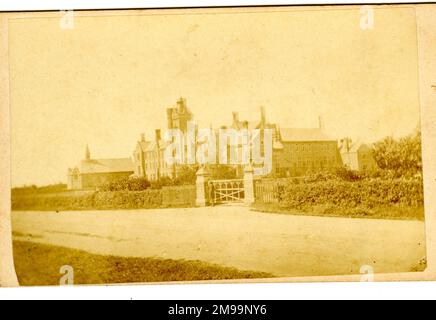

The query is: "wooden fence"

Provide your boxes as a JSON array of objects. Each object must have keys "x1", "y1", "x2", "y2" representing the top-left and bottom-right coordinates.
[{"x1": 254, "y1": 179, "x2": 287, "y2": 204}]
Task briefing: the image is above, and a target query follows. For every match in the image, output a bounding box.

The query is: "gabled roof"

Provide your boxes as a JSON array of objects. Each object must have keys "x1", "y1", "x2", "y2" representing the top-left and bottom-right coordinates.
[
  {"x1": 340, "y1": 142, "x2": 372, "y2": 153},
  {"x1": 68, "y1": 167, "x2": 80, "y2": 175},
  {"x1": 232, "y1": 120, "x2": 262, "y2": 131},
  {"x1": 136, "y1": 139, "x2": 173, "y2": 153},
  {"x1": 138, "y1": 141, "x2": 151, "y2": 150},
  {"x1": 279, "y1": 128, "x2": 335, "y2": 142},
  {"x1": 80, "y1": 158, "x2": 134, "y2": 174}
]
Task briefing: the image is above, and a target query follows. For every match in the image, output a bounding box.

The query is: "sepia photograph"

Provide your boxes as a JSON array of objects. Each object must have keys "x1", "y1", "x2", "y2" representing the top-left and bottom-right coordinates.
[{"x1": 1, "y1": 3, "x2": 435, "y2": 288}]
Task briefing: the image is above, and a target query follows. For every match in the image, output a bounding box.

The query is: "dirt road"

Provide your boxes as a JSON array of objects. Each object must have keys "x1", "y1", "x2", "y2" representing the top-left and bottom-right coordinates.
[{"x1": 11, "y1": 207, "x2": 426, "y2": 277}]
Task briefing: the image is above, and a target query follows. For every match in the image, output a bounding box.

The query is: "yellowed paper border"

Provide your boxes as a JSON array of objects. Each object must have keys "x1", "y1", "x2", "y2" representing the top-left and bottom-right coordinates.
[
  {"x1": 0, "y1": 13, "x2": 18, "y2": 287},
  {"x1": 1, "y1": 4, "x2": 435, "y2": 287}
]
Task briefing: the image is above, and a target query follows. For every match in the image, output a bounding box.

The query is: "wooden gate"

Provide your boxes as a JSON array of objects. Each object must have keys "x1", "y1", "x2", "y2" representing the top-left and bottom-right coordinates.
[{"x1": 209, "y1": 179, "x2": 245, "y2": 204}]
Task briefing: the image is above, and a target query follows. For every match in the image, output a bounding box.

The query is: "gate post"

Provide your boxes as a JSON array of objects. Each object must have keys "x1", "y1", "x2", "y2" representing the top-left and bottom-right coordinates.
[
  {"x1": 244, "y1": 165, "x2": 255, "y2": 205},
  {"x1": 196, "y1": 166, "x2": 210, "y2": 207}
]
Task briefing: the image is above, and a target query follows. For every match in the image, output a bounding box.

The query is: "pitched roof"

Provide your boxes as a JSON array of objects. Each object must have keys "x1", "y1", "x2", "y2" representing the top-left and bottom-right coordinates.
[
  {"x1": 340, "y1": 142, "x2": 372, "y2": 153},
  {"x1": 280, "y1": 128, "x2": 335, "y2": 142},
  {"x1": 144, "y1": 141, "x2": 157, "y2": 152},
  {"x1": 138, "y1": 141, "x2": 151, "y2": 151},
  {"x1": 80, "y1": 158, "x2": 134, "y2": 174},
  {"x1": 140, "y1": 140, "x2": 172, "y2": 152},
  {"x1": 232, "y1": 120, "x2": 262, "y2": 130}
]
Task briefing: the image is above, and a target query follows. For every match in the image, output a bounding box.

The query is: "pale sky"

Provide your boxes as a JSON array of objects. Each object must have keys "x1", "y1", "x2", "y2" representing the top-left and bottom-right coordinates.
[{"x1": 9, "y1": 6, "x2": 421, "y2": 187}]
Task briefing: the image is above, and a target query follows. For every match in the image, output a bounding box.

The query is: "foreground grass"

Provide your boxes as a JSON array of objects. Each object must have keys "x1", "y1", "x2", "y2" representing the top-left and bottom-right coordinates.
[
  {"x1": 13, "y1": 241, "x2": 273, "y2": 286},
  {"x1": 252, "y1": 203, "x2": 425, "y2": 221}
]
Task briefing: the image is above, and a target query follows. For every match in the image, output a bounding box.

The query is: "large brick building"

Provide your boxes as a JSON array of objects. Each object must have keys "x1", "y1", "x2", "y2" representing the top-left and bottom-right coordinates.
[
  {"x1": 67, "y1": 146, "x2": 134, "y2": 190},
  {"x1": 229, "y1": 108, "x2": 342, "y2": 177},
  {"x1": 272, "y1": 127, "x2": 341, "y2": 177},
  {"x1": 133, "y1": 98, "x2": 193, "y2": 181},
  {"x1": 132, "y1": 131, "x2": 173, "y2": 181},
  {"x1": 130, "y1": 98, "x2": 377, "y2": 182},
  {"x1": 67, "y1": 99, "x2": 376, "y2": 189}
]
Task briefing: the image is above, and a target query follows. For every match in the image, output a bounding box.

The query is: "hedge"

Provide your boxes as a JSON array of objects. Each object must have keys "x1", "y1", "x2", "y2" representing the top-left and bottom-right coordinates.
[
  {"x1": 279, "y1": 178, "x2": 424, "y2": 210},
  {"x1": 12, "y1": 187, "x2": 195, "y2": 211}
]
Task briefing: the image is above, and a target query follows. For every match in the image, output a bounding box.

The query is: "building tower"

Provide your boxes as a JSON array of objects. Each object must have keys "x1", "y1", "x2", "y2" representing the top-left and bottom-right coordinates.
[{"x1": 166, "y1": 97, "x2": 193, "y2": 134}]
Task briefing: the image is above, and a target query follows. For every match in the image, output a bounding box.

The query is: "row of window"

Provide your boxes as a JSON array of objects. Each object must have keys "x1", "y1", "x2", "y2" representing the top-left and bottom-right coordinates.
[
  {"x1": 275, "y1": 166, "x2": 337, "y2": 176},
  {"x1": 135, "y1": 151, "x2": 166, "y2": 161},
  {"x1": 286, "y1": 146, "x2": 337, "y2": 155},
  {"x1": 287, "y1": 143, "x2": 336, "y2": 151},
  {"x1": 281, "y1": 158, "x2": 338, "y2": 168}
]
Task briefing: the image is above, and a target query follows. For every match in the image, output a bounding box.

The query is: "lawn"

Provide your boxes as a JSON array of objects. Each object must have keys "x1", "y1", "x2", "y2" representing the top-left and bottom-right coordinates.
[{"x1": 13, "y1": 241, "x2": 274, "y2": 286}]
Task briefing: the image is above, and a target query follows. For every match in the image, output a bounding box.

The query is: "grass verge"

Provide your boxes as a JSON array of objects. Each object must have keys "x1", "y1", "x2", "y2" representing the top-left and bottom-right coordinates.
[
  {"x1": 252, "y1": 203, "x2": 425, "y2": 221},
  {"x1": 13, "y1": 241, "x2": 274, "y2": 286}
]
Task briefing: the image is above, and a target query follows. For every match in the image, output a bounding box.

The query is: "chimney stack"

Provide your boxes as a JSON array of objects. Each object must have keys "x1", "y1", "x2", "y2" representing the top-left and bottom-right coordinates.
[
  {"x1": 260, "y1": 107, "x2": 266, "y2": 125},
  {"x1": 166, "y1": 108, "x2": 173, "y2": 130},
  {"x1": 85, "y1": 144, "x2": 91, "y2": 161},
  {"x1": 140, "y1": 133, "x2": 146, "y2": 142},
  {"x1": 232, "y1": 112, "x2": 239, "y2": 123},
  {"x1": 346, "y1": 138, "x2": 352, "y2": 152},
  {"x1": 319, "y1": 116, "x2": 325, "y2": 130},
  {"x1": 340, "y1": 138, "x2": 352, "y2": 152},
  {"x1": 155, "y1": 129, "x2": 162, "y2": 142}
]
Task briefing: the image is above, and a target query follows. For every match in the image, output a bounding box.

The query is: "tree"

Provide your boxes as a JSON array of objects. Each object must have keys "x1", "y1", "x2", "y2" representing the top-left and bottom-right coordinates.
[
  {"x1": 174, "y1": 165, "x2": 199, "y2": 185},
  {"x1": 209, "y1": 165, "x2": 237, "y2": 180},
  {"x1": 372, "y1": 129, "x2": 422, "y2": 177}
]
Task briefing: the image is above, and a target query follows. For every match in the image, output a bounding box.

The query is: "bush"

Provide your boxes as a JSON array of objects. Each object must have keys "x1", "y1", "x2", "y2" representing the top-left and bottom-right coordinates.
[
  {"x1": 162, "y1": 185, "x2": 196, "y2": 207},
  {"x1": 174, "y1": 165, "x2": 198, "y2": 185},
  {"x1": 334, "y1": 167, "x2": 364, "y2": 182},
  {"x1": 11, "y1": 184, "x2": 198, "y2": 211},
  {"x1": 12, "y1": 184, "x2": 68, "y2": 196},
  {"x1": 279, "y1": 177, "x2": 424, "y2": 211},
  {"x1": 292, "y1": 167, "x2": 418, "y2": 184},
  {"x1": 209, "y1": 165, "x2": 238, "y2": 180},
  {"x1": 298, "y1": 171, "x2": 341, "y2": 183},
  {"x1": 100, "y1": 177, "x2": 151, "y2": 192},
  {"x1": 150, "y1": 176, "x2": 176, "y2": 189},
  {"x1": 373, "y1": 129, "x2": 422, "y2": 177},
  {"x1": 12, "y1": 190, "x2": 163, "y2": 211}
]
